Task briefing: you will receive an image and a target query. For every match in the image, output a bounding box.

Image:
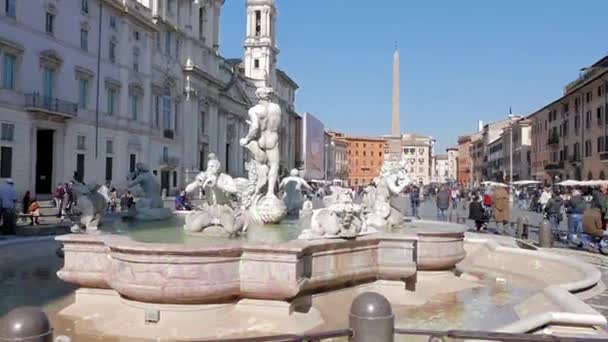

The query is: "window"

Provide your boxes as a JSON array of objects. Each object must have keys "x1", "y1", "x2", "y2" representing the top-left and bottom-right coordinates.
[
  {"x1": 109, "y1": 40, "x2": 116, "y2": 63},
  {"x1": 1, "y1": 123, "x2": 14, "y2": 141},
  {"x1": 130, "y1": 94, "x2": 138, "y2": 120},
  {"x1": 109, "y1": 16, "x2": 116, "y2": 29},
  {"x1": 2, "y1": 54, "x2": 15, "y2": 89},
  {"x1": 78, "y1": 78, "x2": 88, "y2": 109},
  {"x1": 80, "y1": 28, "x2": 88, "y2": 51},
  {"x1": 200, "y1": 111, "x2": 206, "y2": 134},
  {"x1": 45, "y1": 11, "x2": 54, "y2": 35},
  {"x1": 5, "y1": 0, "x2": 15, "y2": 18},
  {"x1": 175, "y1": 38, "x2": 180, "y2": 59},
  {"x1": 198, "y1": 7, "x2": 205, "y2": 40},
  {"x1": 165, "y1": 31, "x2": 171, "y2": 55},
  {"x1": 598, "y1": 137, "x2": 604, "y2": 153},
  {"x1": 379, "y1": 152, "x2": 382, "y2": 157},
  {"x1": 586, "y1": 111, "x2": 591, "y2": 129},
  {"x1": 586, "y1": 91, "x2": 592, "y2": 103},
  {"x1": 255, "y1": 10, "x2": 261, "y2": 36},
  {"x1": 107, "y1": 88, "x2": 117, "y2": 115},
  {"x1": 76, "y1": 154, "x2": 85, "y2": 182},
  {"x1": 133, "y1": 30, "x2": 140, "y2": 41},
  {"x1": 0, "y1": 146, "x2": 11, "y2": 178},
  {"x1": 81, "y1": 0, "x2": 88, "y2": 14},
  {"x1": 162, "y1": 87, "x2": 171, "y2": 129},
  {"x1": 154, "y1": 95, "x2": 160, "y2": 128},
  {"x1": 167, "y1": 0, "x2": 174, "y2": 14},
  {"x1": 106, "y1": 140, "x2": 113, "y2": 154},
  {"x1": 43, "y1": 68, "x2": 54, "y2": 101},
  {"x1": 574, "y1": 114, "x2": 580, "y2": 132},
  {"x1": 174, "y1": 102, "x2": 179, "y2": 133},
  {"x1": 598, "y1": 107, "x2": 603, "y2": 126},
  {"x1": 77, "y1": 135, "x2": 86, "y2": 150},
  {"x1": 574, "y1": 143, "x2": 580, "y2": 160},
  {"x1": 162, "y1": 147, "x2": 169, "y2": 161},
  {"x1": 585, "y1": 140, "x2": 592, "y2": 157},
  {"x1": 254, "y1": 59, "x2": 259, "y2": 68},
  {"x1": 363, "y1": 151, "x2": 366, "y2": 156},
  {"x1": 105, "y1": 157, "x2": 113, "y2": 181},
  {"x1": 155, "y1": 32, "x2": 161, "y2": 49},
  {"x1": 599, "y1": 85, "x2": 604, "y2": 97},
  {"x1": 133, "y1": 48, "x2": 139, "y2": 72},
  {"x1": 129, "y1": 154, "x2": 136, "y2": 173}
]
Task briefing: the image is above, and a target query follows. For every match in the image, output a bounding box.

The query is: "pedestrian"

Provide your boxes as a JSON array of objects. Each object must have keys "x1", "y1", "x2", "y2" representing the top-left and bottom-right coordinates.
[
  {"x1": 582, "y1": 199, "x2": 608, "y2": 249},
  {"x1": 0, "y1": 179, "x2": 17, "y2": 235},
  {"x1": 544, "y1": 188, "x2": 564, "y2": 238},
  {"x1": 109, "y1": 188, "x2": 119, "y2": 212},
  {"x1": 451, "y1": 188, "x2": 459, "y2": 210},
  {"x1": 121, "y1": 191, "x2": 135, "y2": 211},
  {"x1": 410, "y1": 185, "x2": 421, "y2": 219},
  {"x1": 539, "y1": 187, "x2": 552, "y2": 212},
  {"x1": 469, "y1": 195, "x2": 486, "y2": 231},
  {"x1": 53, "y1": 183, "x2": 66, "y2": 218},
  {"x1": 27, "y1": 198, "x2": 40, "y2": 226},
  {"x1": 175, "y1": 190, "x2": 193, "y2": 211},
  {"x1": 435, "y1": 186, "x2": 450, "y2": 221},
  {"x1": 21, "y1": 190, "x2": 31, "y2": 219},
  {"x1": 492, "y1": 185, "x2": 510, "y2": 234},
  {"x1": 565, "y1": 188, "x2": 586, "y2": 246}
]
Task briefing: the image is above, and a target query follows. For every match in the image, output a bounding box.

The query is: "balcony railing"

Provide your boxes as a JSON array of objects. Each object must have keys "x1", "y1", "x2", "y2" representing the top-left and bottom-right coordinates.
[
  {"x1": 163, "y1": 129, "x2": 174, "y2": 139},
  {"x1": 25, "y1": 93, "x2": 78, "y2": 117},
  {"x1": 544, "y1": 162, "x2": 564, "y2": 171},
  {"x1": 600, "y1": 152, "x2": 608, "y2": 162},
  {"x1": 547, "y1": 135, "x2": 559, "y2": 146}
]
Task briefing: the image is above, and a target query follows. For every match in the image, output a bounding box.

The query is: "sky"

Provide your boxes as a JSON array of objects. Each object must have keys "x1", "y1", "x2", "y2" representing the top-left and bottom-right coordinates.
[{"x1": 220, "y1": 0, "x2": 608, "y2": 152}]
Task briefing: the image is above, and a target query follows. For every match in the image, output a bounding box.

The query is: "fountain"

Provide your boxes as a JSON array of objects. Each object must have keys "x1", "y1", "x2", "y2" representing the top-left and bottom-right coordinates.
[
  {"x1": 46, "y1": 86, "x2": 608, "y2": 340},
  {"x1": 125, "y1": 163, "x2": 172, "y2": 221}
]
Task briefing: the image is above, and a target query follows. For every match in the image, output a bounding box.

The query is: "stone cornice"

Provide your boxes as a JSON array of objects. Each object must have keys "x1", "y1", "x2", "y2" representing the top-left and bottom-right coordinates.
[
  {"x1": 104, "y1": 77, "x2": 121, "y2": 89},
  {"x1": 39, "y1": 49, "x2": 63, "y2": 69},
  {"x1": 0, "y1": 36, "x2": 24, "y2": 55},
  {"x1": 75, "y1": 66, "x2": 95, "y2": 80}
]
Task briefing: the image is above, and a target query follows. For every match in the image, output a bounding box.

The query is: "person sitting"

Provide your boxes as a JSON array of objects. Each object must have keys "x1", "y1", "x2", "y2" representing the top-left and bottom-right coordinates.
[
  {"x1": 583, "y1": 200, "x2": 608, "y2": 238},
  {"x1": 27, "y1": 198, "x2": 40, "y2": 226},
  {"x1": 469, "y1": 195, "x2": 486, "y2": 231},
  {"x1": 175, "y1": 191, "x2": 193, "y2": 211}
]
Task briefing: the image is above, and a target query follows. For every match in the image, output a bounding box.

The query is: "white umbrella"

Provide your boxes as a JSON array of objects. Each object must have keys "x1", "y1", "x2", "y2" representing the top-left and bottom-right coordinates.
[
  {"x1": 556, "y1": 180, "x2": 581, "y2": 187},
  {"x1": 512, "y1": 180, "x2": 541, "y2": 186},
  {"x1": 481, "y1": 181, "x2": 508, "y2": 187}
]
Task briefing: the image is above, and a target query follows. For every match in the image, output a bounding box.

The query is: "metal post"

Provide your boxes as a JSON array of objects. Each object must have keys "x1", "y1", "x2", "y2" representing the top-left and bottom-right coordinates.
[
  {"x1": 539, "y1": 219, "x2": 553, "y2": 248},
  {"x1": 516, "y1": 216, "x2": 524, "y2": 239},
  {"x1": 349, "y1": 292, "x2": 394, "y2": 342},
  {"x1": 522, "y1": 216, "x2": 529, "y2": 239}
]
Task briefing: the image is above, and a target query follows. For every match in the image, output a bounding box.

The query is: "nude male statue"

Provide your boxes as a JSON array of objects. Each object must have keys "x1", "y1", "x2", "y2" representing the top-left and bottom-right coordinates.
[{"x1": 239, "y1": 87, "x2": 282, "y2": 198}]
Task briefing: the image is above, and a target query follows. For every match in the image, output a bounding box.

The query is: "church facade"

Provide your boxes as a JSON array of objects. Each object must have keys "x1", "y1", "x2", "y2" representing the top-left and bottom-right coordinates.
[{"x1": 0, "y1": 0, "x2": 300, "y2": 196}]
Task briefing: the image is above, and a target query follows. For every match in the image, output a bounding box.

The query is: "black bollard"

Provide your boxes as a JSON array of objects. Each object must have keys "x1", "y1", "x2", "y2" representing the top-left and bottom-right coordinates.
[
  {"x1": 0, "y1": 307, "x2": 53, "y2": 342},
  {"x1": 349, "y1": 292, "x2": 394, "y2": 342},
  {"x1": 522, "y1": 216, "x2": 529, "y2": 239},
  {"x1": 539, "y1": 219, "x2": 553, "y2": 248}
]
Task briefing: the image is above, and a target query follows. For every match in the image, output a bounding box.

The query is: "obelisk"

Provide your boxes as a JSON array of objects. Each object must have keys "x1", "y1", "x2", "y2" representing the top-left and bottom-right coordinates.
[
  {"x1": 385, "y1": 45, "x2": 402, "y2": 161},
  {"x1": 392, "y1": 46, "x2": 400, "y2": 136}
]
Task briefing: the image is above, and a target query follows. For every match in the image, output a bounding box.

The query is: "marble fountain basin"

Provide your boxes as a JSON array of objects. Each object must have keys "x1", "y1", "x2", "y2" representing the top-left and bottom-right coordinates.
[
  {"x1": 56, "y1": 220, "x2": 467, "y2": 304},
  {"x1": 51, "y1": 220, "x2": 608, "y2": 340}
]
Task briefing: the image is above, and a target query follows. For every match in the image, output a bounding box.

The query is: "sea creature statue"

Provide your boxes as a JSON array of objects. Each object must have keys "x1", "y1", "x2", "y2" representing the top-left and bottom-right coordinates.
[
  {"x1": 363, "y1": 160, "x2": 412, "y2": 230},
  {"x1": 127, "y1": 163, "x2": 172, "y2": 221},
  {"x1": 299, "y1": 187, "x2": 375, "y2": 240},
  {"x1": 69, "y1": 182, "x2": 107, "y2": 233},
  {"x1": 239, "y1": 86, "x2": 287, "y2": 224},
  {"x1": 183, "y1": 154, "x2": 247, "y2": 236},
  {"x1": 279, "y1": 169, "x2": 311, "y2": 217}
]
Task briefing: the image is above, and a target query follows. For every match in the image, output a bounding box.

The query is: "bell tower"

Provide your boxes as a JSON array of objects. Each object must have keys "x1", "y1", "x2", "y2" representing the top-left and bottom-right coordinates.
[{"x1": 244, "y1": 0, "x2": 278, "y2": 86}]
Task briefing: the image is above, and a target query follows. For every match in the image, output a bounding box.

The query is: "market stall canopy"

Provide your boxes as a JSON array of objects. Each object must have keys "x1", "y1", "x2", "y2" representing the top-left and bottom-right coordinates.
[
  {"x1": 556, "y1": 180, "x2": 581, "y2": 187},
  {"x1": 481, "y1": 181, "x2": 508, "y2": 187},
  {"x1": 512, "y1": 180, "x2": 541, "y2": 186}
]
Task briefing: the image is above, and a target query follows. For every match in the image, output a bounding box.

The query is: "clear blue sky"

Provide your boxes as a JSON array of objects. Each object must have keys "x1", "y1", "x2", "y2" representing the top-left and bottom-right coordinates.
[{"x1": 220, "y1": 0, "x2": 608, "y2": 152}]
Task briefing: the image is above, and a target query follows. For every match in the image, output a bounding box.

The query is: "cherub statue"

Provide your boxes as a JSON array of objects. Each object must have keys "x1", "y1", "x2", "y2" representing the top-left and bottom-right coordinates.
[{"x1": 279, "y1": 168, "x2": 311, "y2": 216}]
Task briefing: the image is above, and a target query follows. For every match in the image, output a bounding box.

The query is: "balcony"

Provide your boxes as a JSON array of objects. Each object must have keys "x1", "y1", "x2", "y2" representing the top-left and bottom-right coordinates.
[
  {"x1": 569, "y1": 156, "x2": 582, "y2": 165},
  {"x1": 547, "y1": 135, "x2": 559, "y2": 147},
  {"x1": 544, "y1": 162, "x2": 564, "y2": 172},
  {"x1": 25, "y1": 93, "x2": 78, "y2": 119},
  {"x1": 600, "y1": 152, "x2": 608, "y2": 162},
  {"x1": 159, "y1": 155, "x2": 180, "y2": 171},
  {"x1": 163, "y1": 129, "x2": 174, "y2": 140}
]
